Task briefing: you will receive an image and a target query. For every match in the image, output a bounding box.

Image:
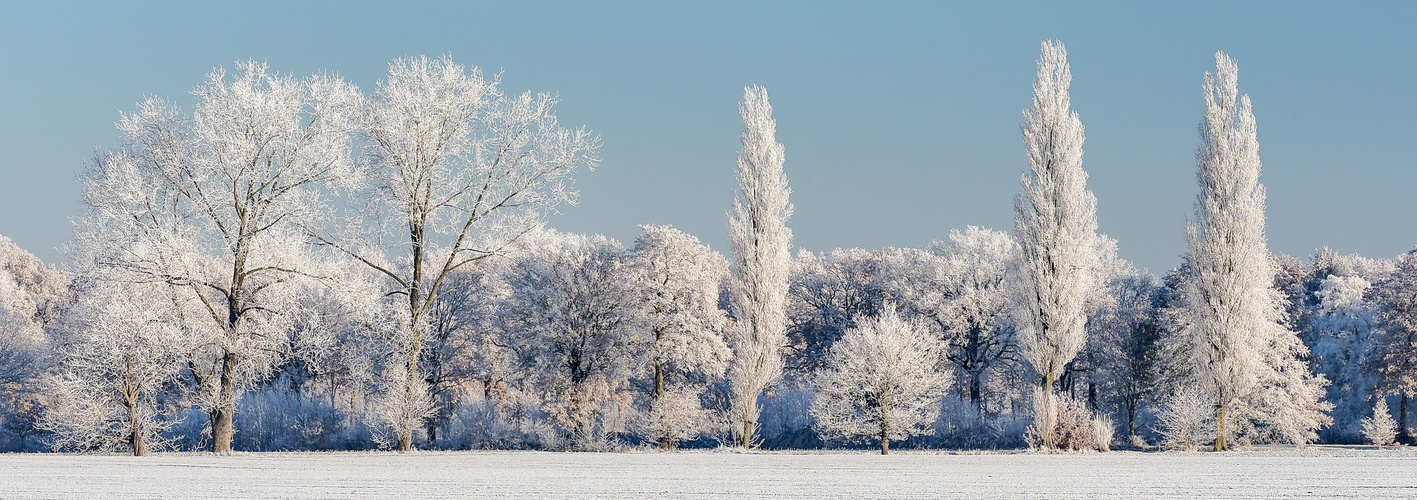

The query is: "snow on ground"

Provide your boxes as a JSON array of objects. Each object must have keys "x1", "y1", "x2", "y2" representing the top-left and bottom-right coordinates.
[{"x1": 2, "y1": 447, "x2": 1415, "y2": 499}]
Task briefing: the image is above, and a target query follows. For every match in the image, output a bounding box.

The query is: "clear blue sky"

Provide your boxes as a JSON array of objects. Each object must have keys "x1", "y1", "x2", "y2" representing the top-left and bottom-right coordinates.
[{"x1": 1, "y1": 1, "x2": 1414, "y2": 273}]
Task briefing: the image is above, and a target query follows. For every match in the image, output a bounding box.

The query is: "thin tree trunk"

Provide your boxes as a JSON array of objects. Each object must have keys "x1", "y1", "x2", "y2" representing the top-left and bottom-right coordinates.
[
  {"x1": 1214, "y1": 403, "x2": 1227, "y2": 451},
  {"x1": 1400, "y1": 394, "x2": 1411, "y2": 444},
  {"x1": 1126, "y1": 397, "x2": 1138, "y2": 443},
  {"x1": 880, "y1": 404, "x2": 890, "y2": 455},
  {"x1": 398, "y1": 347, "x2": 419, "y2": 452}
]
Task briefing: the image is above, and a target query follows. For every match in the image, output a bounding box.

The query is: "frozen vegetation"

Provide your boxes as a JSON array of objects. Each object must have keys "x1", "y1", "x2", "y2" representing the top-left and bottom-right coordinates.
[
  {"x1": 0, "y1": 40, "x2": 1415, "y2": 481},
  {"x1": 2, "y1": 449, "x2": 1416, "y2": 499}
]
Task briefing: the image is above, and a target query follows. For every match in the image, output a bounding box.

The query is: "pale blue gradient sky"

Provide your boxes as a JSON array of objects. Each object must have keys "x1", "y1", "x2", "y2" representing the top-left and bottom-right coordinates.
[{"x1": 1, "y1": 1, "x2": 1414, "y2": 273}]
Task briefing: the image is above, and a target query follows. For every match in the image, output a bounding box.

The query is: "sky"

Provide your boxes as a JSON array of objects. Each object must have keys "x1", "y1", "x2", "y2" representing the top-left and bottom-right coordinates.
[{"x1": 0, "y1": 1, "x2": 1414, "y2": 274}]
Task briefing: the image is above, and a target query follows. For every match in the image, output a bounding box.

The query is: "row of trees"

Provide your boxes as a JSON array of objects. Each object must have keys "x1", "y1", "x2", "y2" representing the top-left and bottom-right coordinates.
[{"x1": 0, "y1": 45, "x2": 1413, "y2": 455}]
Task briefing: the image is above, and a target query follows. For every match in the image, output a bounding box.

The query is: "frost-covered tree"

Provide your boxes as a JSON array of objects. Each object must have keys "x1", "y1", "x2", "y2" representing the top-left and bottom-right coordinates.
[
  {"x1": 1362, "y1": 398, "x2": 1397, "y2": 448},
  {"x1": 0, "y1": 235, "x2": 68, "y2": 395},
  {"x1": 77, "y1": 61, "x2": 361, "y2": 453},
  {"x1": 811, "y1": 309, "x2": 947, "y2": 454},
  {"x1": 1163, "y1": 52, "x2": 1329, "y2": 450},
  {"x1": 418, "y1": 262, "x2": 511, "y2": 446},
  {"x1": 787, "y1": 248, "x2": 892, "y2": 374},
  {"x1": 0, "y1": 235, "x2": 70, "y2": 451},
  {"x1": 629, "y1": 225, "x2": 731, "y2": 449},
  {"x1": 1369, "y1": 248, "x2": 1417, "y2": 441},
  {"x1": 318, "y1": 55, "x2": 600, "y2": 451},
  {"x1": 1086, "y1": 269, "x2": 1163, "y2": 441},
  {"x1": 499, "y1": 232, "x2": 637, "y2": 449},
  {"x1": 1308, "y1": 271, "x2": 1384, "y2": 441},
  {"x1": 41, "y1": 281, "x2": 189, "y2": 455},
  {"x1": 1012, "y1": 40, "x2": 1099, "y2": 449},
  {"x1": 726, "y1": 85, "x2": 793, "y2": 449},
  {"x1": 933, "y1": 227, "x2": 1019, "y2": 412}
]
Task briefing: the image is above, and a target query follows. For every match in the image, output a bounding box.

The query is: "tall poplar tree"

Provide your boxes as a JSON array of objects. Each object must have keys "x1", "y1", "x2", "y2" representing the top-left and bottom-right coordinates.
[
  {"x1": 1013, "y1": 40, "x2": 1099, "y2": 450},
  {"x1": 1165, "y1": 52, "x2": 1329, "y2": 451},
  {"x1": 726, "y1": 85, "x2": 793, "y2": 449}
]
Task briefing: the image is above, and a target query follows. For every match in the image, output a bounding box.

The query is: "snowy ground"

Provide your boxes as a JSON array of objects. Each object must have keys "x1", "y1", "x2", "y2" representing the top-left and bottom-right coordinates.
[{"x1": 2, "y1": 447, "x2": 1415, "y2": 499}]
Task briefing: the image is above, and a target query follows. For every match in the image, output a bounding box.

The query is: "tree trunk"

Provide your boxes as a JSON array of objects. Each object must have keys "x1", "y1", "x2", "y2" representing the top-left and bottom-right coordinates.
[
  {"x1": 969, "y1": 376, "x2": 982, "y2": 414},
  {"x1": 398, "y1": 347, "x2": 419, "y2": 452},
  {"x1": 127, "y1": 404, "x2": 146, "y2": 457},
  {"x1": 1126, "y1": 397, "x2": 1138, "y2": 443},
  {"x1": 655, "y1": 362, "x2": 672, "y2": 450},
  {"x1": 880, "y1": 405, "x2": 890, "y2": 455},
  {"x1": 741, "y1": 419, "x2": 753, "y2": 449},
  {"x1": 1400, "y1": 394, "x2": 1411, "y2": 444},
  {"x1": 400, "y1": 219, "x2": 427, "y2": 454},
  {"x1": 1214, "y1": 403, "x2": 1227, "y2": 452},
  {"x1": 1040, "y1": 372, "x2": 1056, "y2": 450},
  {"x1": 212, "y1": 351, "x2": 237, "y2": 454}
]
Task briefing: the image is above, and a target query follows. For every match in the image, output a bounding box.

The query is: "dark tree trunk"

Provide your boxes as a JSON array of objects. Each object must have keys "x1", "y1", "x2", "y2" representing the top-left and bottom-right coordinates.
[
  {"x1": 212, "y1": 352, "x2": 237, "y2": 454},
  {"x1": 1400, "y1": 394, "x2": 1412, "y2": 444}
]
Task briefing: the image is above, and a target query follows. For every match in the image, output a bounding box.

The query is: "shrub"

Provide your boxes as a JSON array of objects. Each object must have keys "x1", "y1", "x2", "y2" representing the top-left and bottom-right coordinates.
[{"x1": 1361, "y1": 398, "x2": 1398, "y2": 448}]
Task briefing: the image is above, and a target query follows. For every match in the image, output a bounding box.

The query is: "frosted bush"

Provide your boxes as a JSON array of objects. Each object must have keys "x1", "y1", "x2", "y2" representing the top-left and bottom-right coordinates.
[
  {"x1": 1361, "y1": 398, "x2": 1398, "y2": 448},
  {"x1": 1024, "y1": 394, "x2": 1095, "y2": 452},
  {"x1": 1091, "y1": 414, "x2": 1115, "y2": 452},
  {"x1": 1157, "y1": 388, "x2": 1213, "y2": 451}
]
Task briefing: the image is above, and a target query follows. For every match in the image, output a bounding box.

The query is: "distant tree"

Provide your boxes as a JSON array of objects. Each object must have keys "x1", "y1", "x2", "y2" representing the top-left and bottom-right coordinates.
[
  {"x1": 499, "y1": 232, "x2": 637, "y2": 449},
  {"x1": 629, "y1": 225, "x2": 731, "y2": 449},
  {"x1": 911, "y1": 227, "x2": 1018, "y2": 413},
  {"x1": 786, "y1": 248, "x2": 890, "y2": 374},
  {"x1": 316, "y1": 55, "x2": 600, "y2": 451},
  {"x1": 1161, "y1": 52, "x2": 1330, "y2": 450},
  {"x1": 1308, "y1": 272, "x2": 1384, "y2": 441},
  {"x1": 1012, "y1": 40, "x2": 1099, "y2": 450},
  {"x1": 77, "y1": 61, "x2": 361, "y2": 453},
  {"x1": 1087, "y1": 270, "x2": 1163, "y2": 442},
  {"x1": 1369, "y1": 248, "x2": 1417, "y2": 441},
  {"x1": 0, "y1": 235, "x2": 70, "y2": 451},
  {"x1": 811, "y1": 309, "x2": 947, "y2": 455},
  {"x1": 726, "y1": 85, "x2": 794, "y2": 449}
]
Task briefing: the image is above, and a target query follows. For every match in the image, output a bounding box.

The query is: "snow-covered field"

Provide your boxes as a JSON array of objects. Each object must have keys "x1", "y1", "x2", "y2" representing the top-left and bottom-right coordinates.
[{"x1": 2, "y1": 448, "x2": 1415, "y2": 499}]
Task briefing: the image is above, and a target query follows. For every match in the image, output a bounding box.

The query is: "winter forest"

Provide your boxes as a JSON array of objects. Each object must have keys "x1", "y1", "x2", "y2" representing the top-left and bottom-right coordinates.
[{"x1": 3, "y1": 42, "x2": 1416, "y2": 458}]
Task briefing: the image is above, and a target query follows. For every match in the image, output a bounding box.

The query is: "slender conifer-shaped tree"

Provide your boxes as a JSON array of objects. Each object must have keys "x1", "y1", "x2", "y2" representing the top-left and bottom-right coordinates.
[
  {"x1": 1013, "y1": 40, "x2": 1099, "y2": 450},
  {"x1": 1167, "y1": 52, "x2": 1329, "y2": 451},
  {"x1": 726, "y1": 85, "x2": 793, "y2": 449}
]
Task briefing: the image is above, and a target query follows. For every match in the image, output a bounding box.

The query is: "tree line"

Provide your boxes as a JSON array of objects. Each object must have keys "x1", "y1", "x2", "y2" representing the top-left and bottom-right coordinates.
[{"x1": 0, "y1": 44, "x2": 1413, "y2": 456}]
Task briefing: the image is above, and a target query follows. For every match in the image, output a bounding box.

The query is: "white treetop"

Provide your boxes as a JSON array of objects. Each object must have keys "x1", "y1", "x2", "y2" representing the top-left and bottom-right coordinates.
[
  {"x1": 811, "y1": 308, "x2": 948, "y2": 455},
  {"x1": 76, "y1": 61, "x2": 361, "y2": 453},
  {"x1": 1166, "y1": 51, "x2": 1329, "y2": 450},
  {"x1": 629, "y1": 225, "x2": 730, "y2": 449},
  {"x1": 1012, "y1": 40, "x2": 1099, "y2": 449},
  {"x1": 726, "y1": 84, "x2": 793, "y2": 449},
  {"x1": 321, "y1": 55, "x2": 600, "y2": 451}
]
